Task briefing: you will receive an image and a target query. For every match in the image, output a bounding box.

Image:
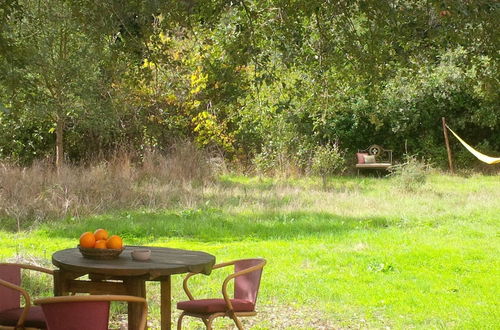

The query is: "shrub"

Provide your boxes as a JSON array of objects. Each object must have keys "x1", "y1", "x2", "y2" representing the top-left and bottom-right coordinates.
[
  {"x1": 310, "y1": 144, "x2": 346, "y2": 188},
  {"x1": 388, "y1": 155, "x2": 431, "y2": 191}
]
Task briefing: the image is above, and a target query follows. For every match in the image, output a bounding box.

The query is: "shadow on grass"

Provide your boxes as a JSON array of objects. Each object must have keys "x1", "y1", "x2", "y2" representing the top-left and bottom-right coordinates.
[
  {"x1": 37, "y1": 209, "x2": 391, "y2": 243},
  {"x1": 217, "y1": 174, "x2": 387, "y2": 192},
  {"x1": 0, "y1": 175, "x2": 394, "y2": 233}
]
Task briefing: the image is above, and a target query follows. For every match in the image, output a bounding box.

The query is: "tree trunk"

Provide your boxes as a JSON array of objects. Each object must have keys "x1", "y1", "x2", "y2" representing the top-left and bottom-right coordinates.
[{"x1": 56, "y1": 116, "x2": 64, "y2": 172}]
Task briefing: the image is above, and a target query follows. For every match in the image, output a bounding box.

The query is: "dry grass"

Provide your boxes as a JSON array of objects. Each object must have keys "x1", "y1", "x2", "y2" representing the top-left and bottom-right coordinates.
[
  {"x1": 0, "y1": 142, "x2": 216, "y2": 230},
  {"x1": 2, "y1": 143, "x2": 498, "y2": 235}
]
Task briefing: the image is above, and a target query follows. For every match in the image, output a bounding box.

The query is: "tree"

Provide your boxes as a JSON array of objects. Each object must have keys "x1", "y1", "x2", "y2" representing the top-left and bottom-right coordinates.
[
  {"x1": 1, "y1": 0, "x2": 111, "y2": 169},
  {"x1": 0, "y1": 0, "x2": 498, "y2": 170}
]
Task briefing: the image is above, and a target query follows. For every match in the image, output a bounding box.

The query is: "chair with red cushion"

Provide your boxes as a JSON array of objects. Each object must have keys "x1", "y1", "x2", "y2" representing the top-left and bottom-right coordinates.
[
  {"x1": 0, "y1": 263, "x2": 53, "y2": 330},
  {"x1": 34, "y1": 295, "x2": 147, "y2": 330},
  {"x1": 177, "y1": 258, "x2": 266, "y2": 330}
]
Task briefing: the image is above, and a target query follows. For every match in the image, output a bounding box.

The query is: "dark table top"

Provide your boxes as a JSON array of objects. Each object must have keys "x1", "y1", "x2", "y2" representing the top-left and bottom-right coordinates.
[{"x1": 52, "y1": 246, "x2": 215, "y2": 279}]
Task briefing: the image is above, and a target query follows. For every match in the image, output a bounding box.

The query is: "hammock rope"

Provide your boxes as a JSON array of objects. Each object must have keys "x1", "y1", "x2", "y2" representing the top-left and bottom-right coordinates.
[{"x1": 445, "y1": 125, "x2": 500, "y2": 165}]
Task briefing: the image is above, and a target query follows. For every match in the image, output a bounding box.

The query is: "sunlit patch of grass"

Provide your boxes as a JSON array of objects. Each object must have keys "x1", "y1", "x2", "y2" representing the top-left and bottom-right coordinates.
[{"x1": 1, "y1": 174, "x2": 499, "y2": 329}]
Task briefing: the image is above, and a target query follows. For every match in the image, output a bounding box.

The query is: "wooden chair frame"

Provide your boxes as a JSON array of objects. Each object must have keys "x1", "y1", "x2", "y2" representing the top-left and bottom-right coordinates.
[
  {"x1": 34, "y1": 295, "x2": 148, "y2": 330},
  {"x1": 0, "y1": 263, "x2": 53, "y2": 330},
  {"x1": 178, "y1": 259, "x2": 266, "y2": 330}
]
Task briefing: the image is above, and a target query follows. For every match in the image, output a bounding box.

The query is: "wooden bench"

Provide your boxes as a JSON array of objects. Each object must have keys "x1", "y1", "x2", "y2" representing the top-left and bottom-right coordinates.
[{"x1": 355, "y1": 145, "x2": 392, "y2": 174}]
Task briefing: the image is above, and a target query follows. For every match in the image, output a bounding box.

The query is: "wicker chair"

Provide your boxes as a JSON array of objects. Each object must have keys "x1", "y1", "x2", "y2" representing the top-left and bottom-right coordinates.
[
  {"x1": 177, "y1": 258, "x2": 266, "y2": 330},
  {"x1": 0, "y1": 263, "x2": 53, "y2": 330}
]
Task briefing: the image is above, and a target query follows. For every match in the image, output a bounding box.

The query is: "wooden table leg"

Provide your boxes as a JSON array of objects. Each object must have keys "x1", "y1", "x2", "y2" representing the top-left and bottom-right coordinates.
[
  {"x1": 125, "y1": 278, "x2": 147, "y2": 330},
  {"x1": 160, "y1": 276, "x2": 172, "y2": 330},
  {"x1": 53, "y1": 270, "x2": 70, "y2": 296},
  {"x1": 53, "y1": 270, "x2": 87, "y2": 296}
]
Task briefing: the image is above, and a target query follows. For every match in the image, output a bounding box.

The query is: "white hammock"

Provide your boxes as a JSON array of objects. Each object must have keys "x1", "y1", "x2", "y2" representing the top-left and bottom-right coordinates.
[{"x1": 446, "y1": 125, "x2": 500, "y2": 165}]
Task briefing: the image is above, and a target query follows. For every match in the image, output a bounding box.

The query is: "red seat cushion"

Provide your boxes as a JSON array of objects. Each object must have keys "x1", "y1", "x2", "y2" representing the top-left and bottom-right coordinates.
[
  {"x1": 356, "y1": 153, "x2": 368, "y2": 164},
  {"x1": 177, "y1": 299, "x2": 255, "y2": 314},
  {"x1": 0, "y1": 306, "x2": 46, "y2": 328}
]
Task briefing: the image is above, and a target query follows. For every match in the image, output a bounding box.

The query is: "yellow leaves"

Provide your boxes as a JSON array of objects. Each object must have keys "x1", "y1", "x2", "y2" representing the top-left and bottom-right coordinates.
[
  {"x1": 159, "y1": 32, "x2": 170, "y2": 44},
  {"x1": 136, "y1": 81, "x2": 155, "y2": 97},
  {"x1": 192, "y1": 111, "x2": 235, "y2": 153},
  {"x1": 172, "y1": 51, "x2": 181, "y2": 61},
  {"x1": 157, "y1": 14, "x2": 164, "y2": 23},
  {"x1": 165, "y1": 94, "x2": 177, "y2": 105},
  {"x1": 142, "y1": 59, "x2": 156, "y2": 70},
  {"x1": 190, "y1": 66, "x2": 208, "y2": 95},
  {"x1": 234, "y1": 65, "x2": 248, "y2": 72},
  {"x1": 191, "y1": 100, "x2": 201, "y2": 109},
  {"x1": 193, "y1": 111, "x2": 215, "y2": 133}
]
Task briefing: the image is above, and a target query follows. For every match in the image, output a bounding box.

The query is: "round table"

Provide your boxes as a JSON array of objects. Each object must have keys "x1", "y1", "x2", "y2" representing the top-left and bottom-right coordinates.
[{"x1": 52, "y1": 246, "x2": 215, "y2": 330}]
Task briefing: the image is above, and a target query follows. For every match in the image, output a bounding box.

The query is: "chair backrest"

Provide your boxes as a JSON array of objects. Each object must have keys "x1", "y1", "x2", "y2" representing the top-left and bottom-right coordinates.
[
  {"x1": 234, "y1": 259, "x2": 265, "y2": 305},
  {"x1": 358, "y1": 145, "x2": 392, "y2": 163},
  {"x1": 0, "y1": 264, "x2": 21, "y2": 311},
  {"x1": 35, "y1": 295, "x2": 147, "y2": 330},
  {"x1": 41, "y1": 301, "x2": 110, "y2": 330}
]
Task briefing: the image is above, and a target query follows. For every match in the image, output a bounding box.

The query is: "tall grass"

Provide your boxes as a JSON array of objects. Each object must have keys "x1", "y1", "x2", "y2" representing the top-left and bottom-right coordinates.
[
  {"x1": 1, "y1": 174, "x2": 499, "y2": 329},
  {"x1": 0, "y1": 142, "x2": 215, "y2": 230}
]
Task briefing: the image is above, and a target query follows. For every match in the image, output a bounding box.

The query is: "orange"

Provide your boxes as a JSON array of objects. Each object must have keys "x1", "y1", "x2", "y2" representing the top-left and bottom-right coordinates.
[
  {"x1": 79, "y1": 232, "x2": 96, "y2": 248},
  {"x1": 106, "y1": 235, "x2": 123, "y2": 250},
  {"x1": 94, "y1": 229, "x2": 109, "y2": 241},
  {"x1": 94, "y1": 239, "x2": 107, "y2": 249}
]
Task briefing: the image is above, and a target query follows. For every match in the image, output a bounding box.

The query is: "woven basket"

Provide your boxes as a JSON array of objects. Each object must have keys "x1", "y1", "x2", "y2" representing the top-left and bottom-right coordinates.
[{"x1": 78, "y1": 245, "x2": 124, "y2": 260}]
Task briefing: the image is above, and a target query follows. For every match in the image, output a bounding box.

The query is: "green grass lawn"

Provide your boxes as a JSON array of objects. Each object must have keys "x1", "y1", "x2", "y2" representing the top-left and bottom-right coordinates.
[{"x1": 1, "y1": 174, "x2": 499, "y2": 329}]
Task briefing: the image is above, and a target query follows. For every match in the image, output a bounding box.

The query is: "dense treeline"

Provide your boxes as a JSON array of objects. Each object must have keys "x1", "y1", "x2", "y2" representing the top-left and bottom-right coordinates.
[{"x1": 0, "y1": 0, "x2": 499, "y2": 171}]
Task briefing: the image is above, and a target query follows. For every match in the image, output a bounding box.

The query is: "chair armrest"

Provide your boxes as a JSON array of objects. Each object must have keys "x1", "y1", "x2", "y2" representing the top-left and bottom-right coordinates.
[
  {"x1": 0, "y1": 278, "x2": 31, "y2": 328},
  {"x1": 182, "y1": 261, "x2": 236, "y2": 301},
  {"x1": 182, "y1": 272, "x2": 198, "y2": 301},
  {"x1": 18, "y1": 264, "x2": 54, "y2": 275},
  {"x1": 221, "y1": 260, "x2": 266, "y2": 311},
  {"x1": 0, "y1": 263, "x2": 54, "y2": 275},
  {"x1": 212, "y1": 260, "x2": 238, "y2": 270}
]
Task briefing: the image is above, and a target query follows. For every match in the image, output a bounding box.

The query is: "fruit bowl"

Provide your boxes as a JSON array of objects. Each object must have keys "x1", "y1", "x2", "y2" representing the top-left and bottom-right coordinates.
[{"x1": 78, "y1": 245, "x2": 124, "y2": 260}]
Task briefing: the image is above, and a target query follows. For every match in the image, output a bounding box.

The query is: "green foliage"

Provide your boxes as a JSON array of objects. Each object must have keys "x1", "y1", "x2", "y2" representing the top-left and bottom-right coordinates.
[
  {"x1": 0, "y1": 1, "x2": 498, "y2": 170},
  {"x1": 311, "y1": 144, "x2": 346, "y2": 187},
  {"x1": 377, "y1": 48, "x2": 500, "y2": 167},
  {"x1": 388, "y1": 155, "x2": 431, "y2": 191}
]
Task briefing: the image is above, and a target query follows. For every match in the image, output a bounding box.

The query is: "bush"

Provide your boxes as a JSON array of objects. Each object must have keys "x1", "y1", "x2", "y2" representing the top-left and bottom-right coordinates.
[
  {"x1": 388, "y1": 155, "x2": 430, "y2": 191},
  {"x1": 310, "y1": 144, "x2": 346, "y2": 188}
]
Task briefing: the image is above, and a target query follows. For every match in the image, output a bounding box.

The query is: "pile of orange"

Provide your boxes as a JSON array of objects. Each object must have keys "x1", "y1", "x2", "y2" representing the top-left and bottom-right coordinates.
[{"x1": 79, "y1": 229, "x2": 123, "y2": 250}]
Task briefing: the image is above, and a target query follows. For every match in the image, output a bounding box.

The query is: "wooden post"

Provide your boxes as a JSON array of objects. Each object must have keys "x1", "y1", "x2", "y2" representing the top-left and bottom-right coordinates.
[{"x1": 442, "y1": 117, "x2": 454, "y2": 174}]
